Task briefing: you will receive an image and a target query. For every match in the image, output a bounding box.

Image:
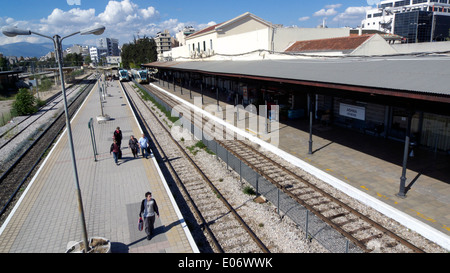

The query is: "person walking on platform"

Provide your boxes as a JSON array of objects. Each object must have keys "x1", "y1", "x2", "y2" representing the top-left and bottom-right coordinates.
[
  {"x1": 110, "y1": 139, "x2": 121, "y2": 165},
  {"x1": 138, "y1": 134, "x2": 150, "y2": 159},
  {"x1": 114, "y1": 127, "x2": 123, "y2": 148},
  {"x1": 129, "y1": 135, "x2": 139, "y2": 158},
  {"x1": 139, "y1": 192, "x2": 159, "y2": 240}
]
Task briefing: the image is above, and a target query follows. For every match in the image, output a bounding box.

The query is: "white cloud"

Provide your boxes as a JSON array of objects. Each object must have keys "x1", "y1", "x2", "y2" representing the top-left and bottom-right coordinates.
[
  {"x1": 314, "y1": 8, "x2": 339, "y2": 17},
  {"x1": 332, "y1": 6, "x2": 372, "y2": 26},
  {"x1": 98, "y1": 0, "x2": 159, "y2": 25},
  {"x1": 325, "y1": 4, "x2": 342, "y2": 9},
  {"x1": 367, "y1": 0, "x2": 381, "y2": 5},
  {"x1": 0, "y1": 0, "x2": 251, "y2": 47},
  {"x1": 98, "y1": 0, "x2": 136, "y2": 24},
  {"x1": 41, "y1": 8, "x2": 96, "y2": 26},
  {"x1": 298, "y1": 16, "x2": 310, "y2": 22},
  {"x1": 140, "y1": 7, "x2": 158, "y2": 20}
]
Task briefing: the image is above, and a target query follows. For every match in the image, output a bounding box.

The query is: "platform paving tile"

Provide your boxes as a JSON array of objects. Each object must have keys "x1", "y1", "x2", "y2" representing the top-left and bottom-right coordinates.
[{"x1": 0, "y1": 79, "x2": 196, "y2": 253}]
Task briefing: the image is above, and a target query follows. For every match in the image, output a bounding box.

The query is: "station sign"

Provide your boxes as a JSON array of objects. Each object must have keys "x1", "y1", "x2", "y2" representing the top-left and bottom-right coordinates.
[{"x1": 339, "y1": 103, "x2": 365, "y2": 121}]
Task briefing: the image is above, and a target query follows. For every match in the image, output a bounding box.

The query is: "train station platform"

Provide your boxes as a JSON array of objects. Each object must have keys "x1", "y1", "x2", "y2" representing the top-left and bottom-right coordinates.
[
  {"x1": 0, "y1": 78, "x2": 199, "y2": 253},
  {"x1": 149, "y1": 80, "x2": 450, "y2": 251}
]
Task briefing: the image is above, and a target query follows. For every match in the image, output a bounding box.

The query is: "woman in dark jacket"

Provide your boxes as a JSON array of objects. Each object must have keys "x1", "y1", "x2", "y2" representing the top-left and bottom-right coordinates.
[
  {"x1": 129, "y1": 135, "x2": 139, "y2": 158},
  {"x1": 113, "y1": 127, "x2": 123, "y2": 148},
  {"x1": 110, "y1": 139, "x2": 120, "y2": 165}
]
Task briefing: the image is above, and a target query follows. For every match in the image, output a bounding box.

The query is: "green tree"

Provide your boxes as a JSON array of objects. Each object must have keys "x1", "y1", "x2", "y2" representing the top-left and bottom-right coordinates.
[
  {"x1": 0, "y1": 56, "x2": 8, "y2": 71},
  {"x1": 84, "y1": 55, "x2": 92, "y2": 65},
  {"x1": 12, "y1": 88, "x2": 37, "y2": 116},
  {"x1": 121, "y1": 36, "x2": 157, "y2": 69},
  {"x1": 64, "y1": 53, "x2": 83, "y2": 67}
]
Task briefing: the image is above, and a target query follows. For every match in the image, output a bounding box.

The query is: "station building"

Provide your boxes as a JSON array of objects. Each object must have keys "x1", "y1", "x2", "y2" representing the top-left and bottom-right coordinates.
[{"x1": 143, "y1": 12, "x2": 450, "y2": 198}]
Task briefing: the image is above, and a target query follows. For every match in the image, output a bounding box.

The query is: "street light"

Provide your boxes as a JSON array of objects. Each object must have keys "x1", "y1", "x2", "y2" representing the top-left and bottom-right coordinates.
[{"x1": 2, "y1": 24, "x2": 105, "y2": 253}]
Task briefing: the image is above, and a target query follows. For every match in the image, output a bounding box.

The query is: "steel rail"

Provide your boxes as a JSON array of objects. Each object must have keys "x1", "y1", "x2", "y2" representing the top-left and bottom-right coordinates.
[
  {"x1": 120, "y1": 81, "x2": 223, "y2": 253},
  {"x1": 141, "y1": 82, "x2": 425, "y2": 253},
  {"x1": 0, "y1": 75, "x2": 92, "y2": 146},
  {"x1": 122, "y1": 81, "x2": 270, "y2": 253},
  {"x1": 0, "y1": 78, "x2": 96, "y2": 219},
  {"x1": 221, "y1": 139, "x2": 425, "y2": 253}
]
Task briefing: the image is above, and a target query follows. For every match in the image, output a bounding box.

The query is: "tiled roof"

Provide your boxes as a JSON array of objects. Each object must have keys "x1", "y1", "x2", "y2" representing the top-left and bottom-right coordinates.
[{"x1": 285, "y1": 35, "x2": 374, "y2": 53}]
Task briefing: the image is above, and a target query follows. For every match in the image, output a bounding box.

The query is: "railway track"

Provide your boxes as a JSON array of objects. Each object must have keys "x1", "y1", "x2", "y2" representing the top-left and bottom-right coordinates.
[
  {"x1": 0, "y1": 77, "x2": 97, "y2": 224},
  {"x1": 121, "y1": 81, "x2": 270, "y2": 253},
  {"x1": 135, "y1": 80, "x2": 426, "y2": 253},
  {"x1": 0, "y1": 75, "x2": 94, "y2": 151}
]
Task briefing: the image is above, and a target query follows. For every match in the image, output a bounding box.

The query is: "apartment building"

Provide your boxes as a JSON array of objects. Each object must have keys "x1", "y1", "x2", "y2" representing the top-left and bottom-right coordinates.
[
  {"x1": 362, "y1": 0, "x2": 450, "y2": 42},
  {"x1": 97, "y1": 37, "x2": 120, "y2": 56},
  {"x1": 155, "y1": 30, "x2": 172, "y2": 60}
]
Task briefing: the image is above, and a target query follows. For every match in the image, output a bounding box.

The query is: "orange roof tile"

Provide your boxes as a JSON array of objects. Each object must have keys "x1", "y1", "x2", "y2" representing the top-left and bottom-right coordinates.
[{"x1": 285, "y1": 35, "x2": 374, "y2": 53}]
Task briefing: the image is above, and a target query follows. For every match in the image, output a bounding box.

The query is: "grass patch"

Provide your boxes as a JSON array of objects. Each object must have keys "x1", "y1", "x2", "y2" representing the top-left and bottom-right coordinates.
[
  {"x1": 187, "y1": 141, "x2": 215, "y2": 155},
  {"x1": 135, "y1": 84, "x2": 179, "y2": 123},
  {"x1": 243, "y1": 186, "x2": 256, "y2": 196}
]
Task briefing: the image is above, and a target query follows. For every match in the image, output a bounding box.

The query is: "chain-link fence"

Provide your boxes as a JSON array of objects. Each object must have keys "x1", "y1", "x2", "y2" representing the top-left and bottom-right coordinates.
[{"x1": 140, "y1": 82, "x2": 363, "y2": 253}]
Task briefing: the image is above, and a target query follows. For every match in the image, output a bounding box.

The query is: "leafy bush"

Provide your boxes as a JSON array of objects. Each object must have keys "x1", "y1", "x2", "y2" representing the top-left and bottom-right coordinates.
[{"x1": 11, "y1": 88, "x2": 37, "y2": 116}]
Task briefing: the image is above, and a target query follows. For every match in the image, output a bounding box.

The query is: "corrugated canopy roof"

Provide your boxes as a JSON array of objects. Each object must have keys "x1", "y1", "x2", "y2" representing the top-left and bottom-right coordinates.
[{"x1": 144, "y1": 56, "x2": 450, "y2": 102}]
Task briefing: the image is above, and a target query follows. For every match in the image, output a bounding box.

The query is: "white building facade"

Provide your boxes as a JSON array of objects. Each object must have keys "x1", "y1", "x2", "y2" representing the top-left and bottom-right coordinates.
[{"x1": 167, "y1": 12, "x2": 350, "y2": 61}]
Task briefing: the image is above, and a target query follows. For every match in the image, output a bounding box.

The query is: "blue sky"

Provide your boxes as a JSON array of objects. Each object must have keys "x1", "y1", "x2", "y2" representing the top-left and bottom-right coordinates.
[{"x1": 1, "y1": 0, "x2": 381, "y2": 46}]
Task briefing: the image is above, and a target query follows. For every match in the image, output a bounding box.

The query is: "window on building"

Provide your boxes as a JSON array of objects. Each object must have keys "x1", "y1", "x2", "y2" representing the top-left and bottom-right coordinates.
[
  {"x1": 380, "y1": 2, "x2": 393, "y2": 8},
  {"x1": 394, "y1": 10, "x2": 433, "y2": 43},
  {"x1": 395, "y1": 0, "x2": 411, "y2": 7}
]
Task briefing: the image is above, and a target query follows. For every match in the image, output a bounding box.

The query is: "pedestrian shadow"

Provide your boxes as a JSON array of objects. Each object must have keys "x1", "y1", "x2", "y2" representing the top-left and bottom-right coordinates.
[
  {"x1": 110, "y1": 242, "x2": 130, "y2": 253},
  {"x1": 155, "y1": 219, "x2": 184, "y2": 234}
]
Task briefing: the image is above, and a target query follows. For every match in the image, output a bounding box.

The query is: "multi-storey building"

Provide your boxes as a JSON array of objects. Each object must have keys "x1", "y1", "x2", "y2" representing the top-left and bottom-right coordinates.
[
  {"x1": 89, "y1": 46, "x2": 108, "y2": 64},
  {"x1": 155, "y1": 30, "x2": 172, "y2": 60},
  {"x1": 175, "y1": 26, "x2": 196, "y2": 47},
  {"x1": 362, "y1": 0, "x2": 450, "y2": 43},
  {"x1": 97, "y1": 37, "x2": 120, "y2": 56}
]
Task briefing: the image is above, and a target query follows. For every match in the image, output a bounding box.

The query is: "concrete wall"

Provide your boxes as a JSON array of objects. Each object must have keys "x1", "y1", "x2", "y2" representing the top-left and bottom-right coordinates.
[
  {"x1": 351, "y1": 34, "x2": 398, "y2": 56},
  {"x1": 392, "y1": 41, "x2": 450, "y2": 54}
]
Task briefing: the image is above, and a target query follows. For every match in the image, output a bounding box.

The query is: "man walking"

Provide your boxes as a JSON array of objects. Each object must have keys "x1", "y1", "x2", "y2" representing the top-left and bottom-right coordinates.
[
  {"x1": 138, "y1": 134, "x2": 150, "y2": 159},
  {"x1": 139, "y1": 192, "x2": 159, "y2": 240}
]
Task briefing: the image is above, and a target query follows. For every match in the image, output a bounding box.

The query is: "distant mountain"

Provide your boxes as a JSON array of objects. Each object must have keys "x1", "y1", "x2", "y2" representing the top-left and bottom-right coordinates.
[{"x1": 0, "y1": 42, "x2": 71, "y2": 58}]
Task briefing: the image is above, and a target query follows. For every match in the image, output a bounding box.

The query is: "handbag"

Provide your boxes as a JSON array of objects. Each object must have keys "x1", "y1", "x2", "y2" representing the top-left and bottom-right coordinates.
[{"x1": 138, "y1": 217, "x2": 143, "y2": 231}]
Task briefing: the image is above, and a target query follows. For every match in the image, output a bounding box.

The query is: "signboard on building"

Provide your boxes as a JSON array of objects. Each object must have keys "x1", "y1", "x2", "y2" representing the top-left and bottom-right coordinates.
[{"x1": 339, "y1": 103, "x2": 365, "y2": 121}]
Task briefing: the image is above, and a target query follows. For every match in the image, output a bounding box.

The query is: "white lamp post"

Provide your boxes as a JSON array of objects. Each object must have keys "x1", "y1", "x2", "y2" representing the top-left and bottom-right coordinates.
[{"x1": 2, "y1": 25, "x2": 105, "y2": 252}]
